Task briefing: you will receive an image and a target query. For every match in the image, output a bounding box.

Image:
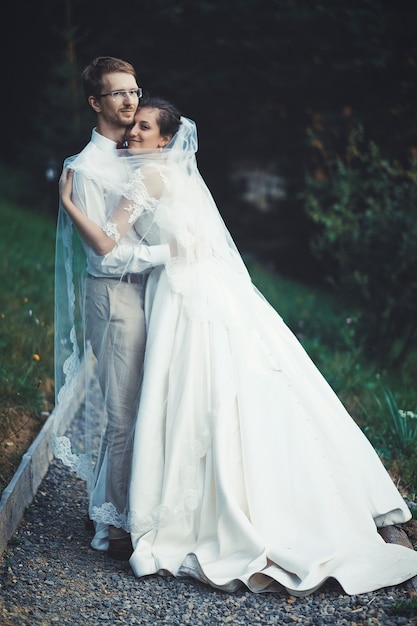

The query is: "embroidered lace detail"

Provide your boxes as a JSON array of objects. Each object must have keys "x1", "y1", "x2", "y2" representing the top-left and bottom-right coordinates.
[
  {"x1": 52, "y1": 344, "x2": 98, "y2": 486},
  {"x1": 102, "y1": 220, "x2": 120, "y2": 243},
  {"x1": 125, "y1": 168, "x2": 160, "y2": 219},
  {"x1": 124, "y1": 203, "x2": 143, "y2": 224},
  {"x1": 129, "y1": 505, "x2": 171, "y2": 533},
  {"x1": 129, "y1": 413, "x2": 214, "y2": 534},
  {"x1": 91, "y1": 501, "x2": 129, "y2": 530},
  {"x1": 53, "y1": 435, "x2": 92, "y2": 483},
  {"x1": 101, "y1": 166, "x2": 164, "y2": 244}
]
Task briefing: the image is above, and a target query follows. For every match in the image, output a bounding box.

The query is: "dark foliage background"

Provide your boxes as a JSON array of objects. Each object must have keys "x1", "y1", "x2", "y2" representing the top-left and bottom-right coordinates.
[
  {"x1": 2, "y1": 0, "x2": 417, "y2": 493},
  {"x1": 1, "y1": 0, "x2": 417, "y2": 280}
]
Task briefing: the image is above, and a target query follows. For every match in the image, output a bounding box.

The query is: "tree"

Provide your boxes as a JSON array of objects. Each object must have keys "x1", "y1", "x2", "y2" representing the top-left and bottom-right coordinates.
[
  {"x1": 304, "y1": 123, "x2": 417, "y2": 364},
  {"x1": 2, "y1": 0, "x2": 417, "y2": 267}
]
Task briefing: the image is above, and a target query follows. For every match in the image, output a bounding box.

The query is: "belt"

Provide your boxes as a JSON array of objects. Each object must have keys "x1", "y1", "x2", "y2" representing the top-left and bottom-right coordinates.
[{"x1": 87, "y1": 273, "x2": 144, "y2": 284}]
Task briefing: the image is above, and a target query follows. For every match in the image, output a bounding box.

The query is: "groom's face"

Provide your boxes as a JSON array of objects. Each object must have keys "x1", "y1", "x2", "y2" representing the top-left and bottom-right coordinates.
[{"x1": 94, "y1": 71, "x2": 140, "y2": 129}]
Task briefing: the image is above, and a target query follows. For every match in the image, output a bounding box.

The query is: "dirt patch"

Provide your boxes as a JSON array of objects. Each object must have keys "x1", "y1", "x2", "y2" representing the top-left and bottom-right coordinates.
[
  {"x1": 0, "y1": 379, "x2": 54, "y2": 495},
  {"x1": 0, "y1": 411, "x2": 48, "y2": 494},
  {"x1": 404, "y1": 520, "x2": 417, "y2": 548}
]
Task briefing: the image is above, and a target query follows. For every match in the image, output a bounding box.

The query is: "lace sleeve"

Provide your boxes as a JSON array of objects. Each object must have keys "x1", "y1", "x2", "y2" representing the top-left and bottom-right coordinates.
[
  {"x1": 102, "y1": 219, "x2": 122, "y2": 243},
  {"x1": 102, "y1": 165, "x2": 162, "y2": 243}
]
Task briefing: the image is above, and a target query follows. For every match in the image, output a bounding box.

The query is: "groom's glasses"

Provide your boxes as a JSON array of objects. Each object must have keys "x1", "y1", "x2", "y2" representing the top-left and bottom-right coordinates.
[{"x1": 99, "y1": 88, "x2": 142, "y2": 101}]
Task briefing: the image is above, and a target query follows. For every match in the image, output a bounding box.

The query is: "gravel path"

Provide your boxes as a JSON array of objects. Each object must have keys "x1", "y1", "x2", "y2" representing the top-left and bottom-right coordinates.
[{"x1": 1, "y1": 457, "x2": 416, "y2": 626}]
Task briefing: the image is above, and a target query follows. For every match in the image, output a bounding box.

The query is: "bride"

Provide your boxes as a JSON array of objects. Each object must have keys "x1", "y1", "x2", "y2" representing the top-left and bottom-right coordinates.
[{"x1": 57, "y1": 97, "x2": 417, "y2": 596}]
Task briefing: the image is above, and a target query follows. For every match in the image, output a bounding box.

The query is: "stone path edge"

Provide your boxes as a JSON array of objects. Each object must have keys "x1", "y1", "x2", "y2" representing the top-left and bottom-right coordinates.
[
  {"x1": 0, "y1": 404, "x2": 76, "y2": 555},
  {"x1": 0, "y1": 357, "x2": 93, "y2": 556}
]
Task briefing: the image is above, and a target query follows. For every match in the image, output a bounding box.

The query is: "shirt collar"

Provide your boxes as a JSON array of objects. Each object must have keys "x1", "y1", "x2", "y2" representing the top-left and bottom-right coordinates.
[{"x1": 91, "y1": 128, "x2": 119, "y2": 152}]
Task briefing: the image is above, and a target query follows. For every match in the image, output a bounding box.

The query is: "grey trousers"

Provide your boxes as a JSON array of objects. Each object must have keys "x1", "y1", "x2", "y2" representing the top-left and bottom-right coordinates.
[{"x1": 85, "y1": 275, "x2": 146, "y2": 528}]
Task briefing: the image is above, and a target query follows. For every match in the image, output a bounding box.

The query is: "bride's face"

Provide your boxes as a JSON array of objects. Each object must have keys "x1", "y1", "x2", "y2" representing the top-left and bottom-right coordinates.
[{"x1": 126, "y1": 108, "x2": 169, "y2": 150}]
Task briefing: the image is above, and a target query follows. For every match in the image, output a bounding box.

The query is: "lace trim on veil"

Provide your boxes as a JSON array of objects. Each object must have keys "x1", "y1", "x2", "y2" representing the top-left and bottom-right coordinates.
[
  {"x1": 52, "y1": 335, "x2": 96, "y2": 486},
  {"x1": 129, "y1": 411, "x2": 216, "y2": 534},
  {"x1": 91, "y1": 502, "x2": 129, "y2": 530}
]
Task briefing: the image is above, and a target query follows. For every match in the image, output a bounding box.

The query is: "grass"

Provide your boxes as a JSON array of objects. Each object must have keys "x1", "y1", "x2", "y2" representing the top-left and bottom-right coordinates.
[
  {"x1": 390, "y1": 596, "x2": 417, "y2": 617},
  {"x1": 1, "y1": 201, "x2": 416, "y2": 501},
  {"x1": 0, "y1": 202, "x2": 56, "y2": 491}
]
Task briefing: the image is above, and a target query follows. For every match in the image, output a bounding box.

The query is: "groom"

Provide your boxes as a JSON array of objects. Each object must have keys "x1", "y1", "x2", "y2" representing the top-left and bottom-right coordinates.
[{"x1": 66, "y1": 56, "x2": 170, "y2": 560}]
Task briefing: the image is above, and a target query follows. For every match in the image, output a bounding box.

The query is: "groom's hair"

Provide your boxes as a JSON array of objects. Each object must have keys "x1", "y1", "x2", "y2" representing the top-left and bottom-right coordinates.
[{"x1": 81, "y1": 56, "x2": 136, "y2": 100}]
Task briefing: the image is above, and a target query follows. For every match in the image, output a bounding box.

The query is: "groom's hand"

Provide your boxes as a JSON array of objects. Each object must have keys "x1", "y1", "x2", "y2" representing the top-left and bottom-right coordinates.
[{"x1": 59, "y1": 168, "x2": 74, "y2": 206}]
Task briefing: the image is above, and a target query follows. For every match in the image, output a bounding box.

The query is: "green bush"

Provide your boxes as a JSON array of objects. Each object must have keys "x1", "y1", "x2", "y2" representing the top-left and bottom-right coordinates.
[{"x1": 303, "y1": 124, "x2": 417, "y2": 366}]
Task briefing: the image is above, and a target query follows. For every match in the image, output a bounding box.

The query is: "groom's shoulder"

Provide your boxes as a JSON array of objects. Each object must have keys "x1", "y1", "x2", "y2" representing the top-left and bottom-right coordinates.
[{"x1": 71, "y1": 138, "x2": 115, "y2": 170}]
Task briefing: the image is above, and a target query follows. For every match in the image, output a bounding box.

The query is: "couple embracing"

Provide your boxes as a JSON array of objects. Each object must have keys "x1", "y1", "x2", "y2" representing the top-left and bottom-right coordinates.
[{"x1": 54, "y1": 56, "x2": 417, "y2": 597}]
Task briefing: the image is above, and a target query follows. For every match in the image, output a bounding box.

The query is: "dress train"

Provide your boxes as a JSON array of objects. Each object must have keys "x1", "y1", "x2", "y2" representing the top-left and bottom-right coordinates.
[{"x1": 127, "y1": 265, "x2": 417, "y2": 596}]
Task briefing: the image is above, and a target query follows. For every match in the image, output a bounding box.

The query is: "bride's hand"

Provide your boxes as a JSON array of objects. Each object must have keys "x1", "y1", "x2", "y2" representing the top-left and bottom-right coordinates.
[{"x1": 59, "y1": 168, "x2": 74, "y2": 209}]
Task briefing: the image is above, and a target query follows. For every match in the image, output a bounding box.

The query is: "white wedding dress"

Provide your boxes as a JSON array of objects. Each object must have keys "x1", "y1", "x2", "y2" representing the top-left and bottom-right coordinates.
[
  {"x1": 56, "y1": 117, "x2": 417, "y2": 596},
  {"x1": 127, "y1": 263, "x2": 417, "y2": 596},
  {"x1": 120, "y1": 119, "x2": 417, "y2": 596}
]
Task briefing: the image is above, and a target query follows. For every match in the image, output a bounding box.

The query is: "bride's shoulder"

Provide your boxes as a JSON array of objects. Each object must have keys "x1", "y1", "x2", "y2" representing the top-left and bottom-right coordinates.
[{"x1": 131, "y1": 162, "x2": 168, "y2": 199}]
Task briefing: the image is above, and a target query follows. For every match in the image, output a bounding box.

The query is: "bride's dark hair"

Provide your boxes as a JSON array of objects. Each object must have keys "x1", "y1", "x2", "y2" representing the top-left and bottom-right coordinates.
[{"x1": 139, "y1": 96, "x2": 182, "y2": 138}]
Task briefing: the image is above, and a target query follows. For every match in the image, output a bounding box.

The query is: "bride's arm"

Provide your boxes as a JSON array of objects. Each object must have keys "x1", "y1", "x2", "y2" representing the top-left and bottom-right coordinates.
[
  {"x1": 59, "y1": 168, "x2": 116, "y2": 256},
  {"x1": 60, "y1": 166, "x2": 179, "y2": 261}
]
